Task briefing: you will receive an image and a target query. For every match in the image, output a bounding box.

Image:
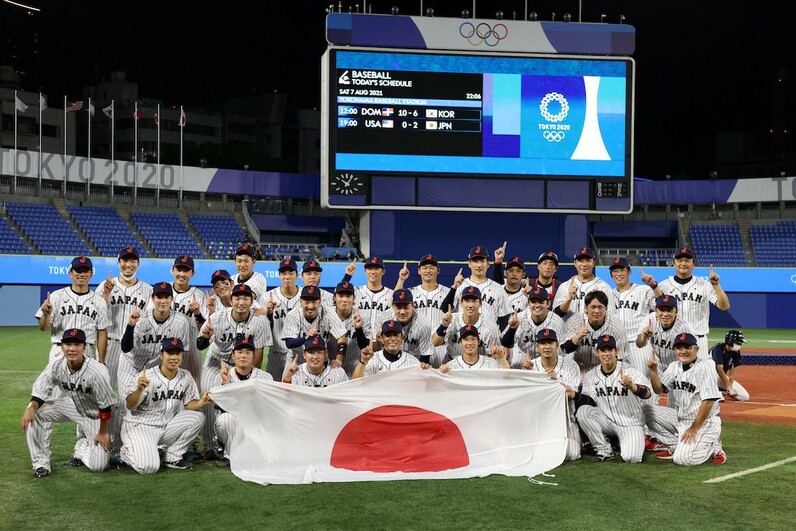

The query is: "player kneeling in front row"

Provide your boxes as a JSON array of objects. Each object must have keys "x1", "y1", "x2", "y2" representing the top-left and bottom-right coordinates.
[
  {"x1": 575, "y1": 335, "x2": 653, "y2": 463},
  {"x1": 439, "y1": 324, "x2": 510, "y2": 372},
  {"x1": 119, "y1": 338, "x2": 211, "y2": 474},
  {"x1": 529, "y1": 329, "x2": 582, "y2": 461},
  {"x1": 647, "y1": 333, "x2": 727, "y2": 465},
  {"x1": 285, "y1": 336, "x2": 349, "y2": 387},
  {"x1": 22, "y1": 328, "x2": 116, "y2": 478},
  {"x1": 214, "y1": 336, "x2": 273, "y2": 467}
]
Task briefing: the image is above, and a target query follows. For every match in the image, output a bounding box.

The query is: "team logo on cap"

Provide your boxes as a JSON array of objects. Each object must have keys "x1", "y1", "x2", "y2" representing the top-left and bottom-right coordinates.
[
  {"x1": 543, "y1": 329, "x2": 551, "y2": 337},
  {"x1": 70, "y1": 329, "x2": 78, "y2": 337},
  {"x1": 371, "y1": 257, "x2": 378, "y2": 264},
  {"x1": 662, "y1": 296, "x2": 671, "y2": 304},
  {"x1": 425, "y1": 254, "x2": 433, "y2": 261},
  {"x1": 284, "y1": 258, "x2": 291, "y2": 264},
  {"x1": 311, "y1": 337, "x2": 320, "y2": 346},
  {"x1": 160, "y1": 282, "x2": 168, "y2": 289},
  {"x1": 387, "y1": 320, "x2": 396, "y2": 328},
  {"x1": 614, "y1": 257, "x2": 621, "y2": 264},
  {"x1": 241, "y1": 337, "x2": 250, "y2": 345},
  {"x1": 679, "y1": 333, "x2": 686, "y2": 341},
  {"x1": 342, "y1": 282, "x2": 350, "y2": 289},
  {"x1": 214, "y1": 270, "x2": 221, "y2": 276},
  {"x1": 127, "y1": 247, "x2": 134, "y2": 254},
  {"x1": 171, "y1": 338, "x2": 178, "y2": 346},
  {"x1": 603, "y1": 335, "x2": 610, "y2": 341},
  {"x1": 308, "y1": 286, "x2": 315, "y2": 293},
  {"x1": 547, "y1": 252, "x2": 554, "y2": 257},
  {"x1": 475, "y1": 247, "x2": 482, "y2": 254},
  {"x1": 512, "y1": 256, "x2": 520, "y2": 262},
  {"x1": 467, "y1": 287, "x2": 475, "y2": 294},
  {"x1": 398, "y1": 291, "x2": 406, "y2": 300},
  {"x1": 533, "y1": 288, "x2": 542, "y2": 296},
  {"x1": 581, "y1": 248, "x2": 588, "y2": 255}
]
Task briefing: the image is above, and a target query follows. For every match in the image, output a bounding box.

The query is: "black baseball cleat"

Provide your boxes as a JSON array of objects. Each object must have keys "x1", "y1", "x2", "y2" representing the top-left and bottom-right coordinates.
[
  {"x1": 33, "y1": 467, "x2": 50, "y2": 478},
  {"x1": 593, "y1": 453, "x2": 614, "y2": 462},
  {"x1": 216, "y1": 457, "x2": 230, "y2": 468},
  {"x1": 164, "y1": 459, "x2": 193, "y2": 470},
  {"x1": 69, "y1": 457, "x2": 83, "y2": 467}
]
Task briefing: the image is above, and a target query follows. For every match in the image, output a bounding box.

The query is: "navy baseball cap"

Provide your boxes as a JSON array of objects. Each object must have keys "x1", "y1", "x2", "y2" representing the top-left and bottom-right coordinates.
[
  {"x1": 381, "y1": 320, "x2": 403, "y2": 334},
  {"x1": 419, "y1": 254, "x2": 438, "y2": 267},
  {"x1": 574, "y1": 247, "x2": 595, "y2": 260},
  {"x1": 160, "y1": 337, "x2": 185, "y2": 352},
  {"x1": 609, "y1": 257, "x2": 630, "y2": 270},
  {"x1": 393, "y1": 289, "x2": 413, "y2": 304},
  {"x1": 528, "y1": 286, "x2": 549, "y2": 302},
  {"x1": 460, "y1": 285, "x2": 482, "y2": 300},
  {"x1": 535, "y1": 328, "x2": 558, "y2": 342},
  {"x1": 235, "y1": 243, "x2": 256, "y2": 258},
  {"x1": 118, "y1": 246, "x2": 139, "y2": 260},
  {"x1": 70, "y1": 256, "x2": 93, "y2": 271},
  {"x1": 674, "y1": 247, "x2": 695, "y2": 259},
  {"x1": 506, "y1": 256, "x2": 525, "y2": 270},
  {"x1": 278, "y1": 257, "x2": 297, "y2": 272},
  {"x1": 211, "y1": 269, "x2": 231, "y2": 284},
  {"x1": 233, "y1": 336, "x2": 256, "y2": 351},
  {"x1": 537, "y1": 251, "x2": 559, "y2": 266},
  {"x1": 60, "y1": 328, "x2": 86, "y2": 344},
  {"x1": 364, "y1": 256, "x2": 385, "y2": 269},
  {"x1": 468, "y1": 245, "x2": 489, "y2": 260},
  {"x1": 231, "y1": 284, "x2": 254, "y2": 298},
  {"x1": 302, "y1": 259, "x2": 323, "y2": 272},
  {"x1": 334, "y1": 281, "x2": 354, "y2": 295},
  {"x1": 303, "y1": 335, "x2": 326, "y2": 351},
  {"x1": 655, "y1": 295, "x2": 678, "y2": 309},
  {"x1": 673, "y1": 333, "x2": 698, "y2": 347},
  {"x1": 459, "y1": 324, "x2": 479, "y2": 339},
  {"x1": 173, "y1": 255, "x2": 194, "y2": 270},
  {"x1": 152, "y1": 281, "x2": 173, "y2": 297},
  {"x1": 300, "y1": 285, "x2": 321, "y2": 300},
  {"x1": 595, "y1": 335, "x2": 617, "y2": 349}
]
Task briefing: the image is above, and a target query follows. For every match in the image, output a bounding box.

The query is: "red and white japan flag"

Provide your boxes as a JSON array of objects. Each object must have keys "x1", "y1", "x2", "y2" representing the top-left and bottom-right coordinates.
[{"x1": 210, "y1": 367, "x2": 567, "y2": 485}]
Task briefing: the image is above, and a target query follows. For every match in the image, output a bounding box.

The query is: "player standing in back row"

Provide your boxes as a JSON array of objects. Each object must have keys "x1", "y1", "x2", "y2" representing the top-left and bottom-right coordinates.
[
  {"x1": 99, "y1": 247, "x2": 152, "y2": 388},
  {"x1": 231, "y1": 244, "x2": 268, "y2": 302},
  {"x1": 35, "y1": 256, "x2": 111, "y2": 363},
  {"x1": 552, "y1": 247, "x2": 615, "y2": 325},
  {"x1": 609, "y1": 257, "x2": 655, "y2": 374},
  {"x1": 453, "y1": 245, "x2": 512, "y2": 328},
  {"x1": 641, "y1": 247, "x2": 730, "y2": 358},
  {"x1": 168, "y1": 255, "x2": 206, "y2": 385}
]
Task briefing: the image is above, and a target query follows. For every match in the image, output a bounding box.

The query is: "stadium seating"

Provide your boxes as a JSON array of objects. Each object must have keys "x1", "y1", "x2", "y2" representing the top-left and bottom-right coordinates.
[
  {"x1": 68, "y1": 205, "x2": 149, "y2": 258},
  {"x1": 750, "y1": 221, "x2": 796, "y2": 267},
  {"x1": 188, "y1": 214, "x2": 245, "y2": 260},
  {"x1": 690, "y1": 225, "x2": 747, "y2": 267},
  {"x1": 0, "y1": 216, "x2": 30, "y2": 254},
  {"x1": 130, "y1": 212, "x2": 203, "y2": 259},
  {"x1": 5, "y1": 202, "x2": 90, "y2": 256}
]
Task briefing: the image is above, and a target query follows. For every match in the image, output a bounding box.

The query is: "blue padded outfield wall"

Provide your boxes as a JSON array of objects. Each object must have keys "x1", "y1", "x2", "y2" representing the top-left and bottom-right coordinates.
[{"x1": 0, "y1": 256, "x2": 794, "y2": 328}]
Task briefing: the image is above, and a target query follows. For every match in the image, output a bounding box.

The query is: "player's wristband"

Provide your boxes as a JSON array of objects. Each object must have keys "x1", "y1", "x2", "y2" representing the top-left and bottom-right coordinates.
[
  {"x1": 98, "y1": 408, "x2": 112, "y2": 422},
  {"x1": 419, "y1": 355, "x2": 431, "y2": 364},
  {"x1": 337, "y1": 343, "x2": 347, "y2": 356},
  {"x1": 359, "y1": 358, "x2": 368, "y2": 365},
  {"x1": 633, "y1": 384, "x2": 649, "y2": 398},
  {"x1": 436, "y1": 325, "x2": 448, "y2": 336},
  {"x1": 650, "y1": 283, "x2": 658, "y2": 290}
]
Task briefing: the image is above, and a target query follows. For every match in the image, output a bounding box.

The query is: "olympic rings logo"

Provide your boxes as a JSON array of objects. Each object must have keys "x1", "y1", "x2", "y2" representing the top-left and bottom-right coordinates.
[
  {"x1": 539, "y1": 92, "x2": 569, "y2": 122},
  {"x1": 543, "y1": 131, "x2": 566, "y2": 142},
  {"x1": 459, "y1": 22, "x2": 508, "y2": 47}
]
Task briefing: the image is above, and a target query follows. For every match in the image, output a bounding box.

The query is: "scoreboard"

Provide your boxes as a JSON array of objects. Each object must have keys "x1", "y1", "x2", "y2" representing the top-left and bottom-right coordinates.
[{"x1": 322, "y1": 47, "x2": 635, "y2": 213}]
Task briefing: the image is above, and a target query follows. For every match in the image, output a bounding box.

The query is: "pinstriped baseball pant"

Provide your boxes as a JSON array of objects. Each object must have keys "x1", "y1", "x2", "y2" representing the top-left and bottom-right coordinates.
[
  {"x1": 119, "y1": 410, "x2": 204, "y2": 474},
  {"x1": 643, "y1": 406, "x2": 722, "y2": 465},
  {"x1": 576, "y1": 405, "x2": 645, "y2": 463},
  {"x1": 26, "y1": 398, "x2": 110, "y2": 473},
  {"x1": 214, "y1": 411, "x2": 237, "y2": 459}
]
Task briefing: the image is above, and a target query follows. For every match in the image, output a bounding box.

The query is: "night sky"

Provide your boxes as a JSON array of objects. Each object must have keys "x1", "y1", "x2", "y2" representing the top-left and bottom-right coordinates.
[{"x1": 16, "y1": 0, "x2": 796, "y2": 179}]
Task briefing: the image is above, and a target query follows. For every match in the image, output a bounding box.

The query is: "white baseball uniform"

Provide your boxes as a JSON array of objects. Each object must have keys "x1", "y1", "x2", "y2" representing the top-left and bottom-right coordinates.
[
  {"x1": 505, "y1": 288, "x2": 528, "y2": 314},
  {"x1": 444, "y1": 355, "x2": 501, "y2": 370},
  {"x1": 511, "y1": 310, "x2": 566, "y2": 364},
  {"x1": 410, "y1": 284, "x2": 451, "y2": 367},
  {"x1": 231, "y1": 271, "x2": 268, "y2": 303},
  {"x1": 647, "y1": 317, "x2": 694, "y2": 371},
  {"x1": 354, "y1": 285, "x2": 394, "y2": 334},
  {"x1": 291, "y1": 364, "x2": 348, "y2": 387},
  {"x1": 263, "y1": 286, "x2": 301, "y2": 381},
  {"x1": 613, "y1": 283, "x2": 656, "y2": 374},
  {"x1": 35, "y1": 288, "x2": 111, "y2": 361},
  {"x1": 564, "y1": 314, "x2": 628, "y2": 373},
  {"x1": 552, "y1": 277, "x2": 615, "y2": 324},
  {"x1": 281, "y1": 306, "x2": 347, "y2": 371},
  {"x1": 98, "y1": 278, "x2": 152, "y2": 388},
  {"x1": 363, "y1": 350, "x2": 421, "y2": 376},
  {"x1": 170, "y1": 285, "x2": 206, "y2": 385},
  {"x1": 27, "y1": 356, "x2": 116, "y2": 473},
  {"x1": 649, "y1": 358, "x2": 723, "y2": 466},
  {"x1": 658, "y1": 276, "x2": 720, "y2": 358},
  {"x1": 119, "y1": 366, "x2": 204, "y2": 474},
  {"x1": 370, "y1": 309, "x2": 434, "y2": 362},
  {"x1": 576, "y1": 361, "x2": 651, "y2": 463},
  {"x1": 334, "y1": 309, "x2": 372, "y2": 377},
  {"x1": 440, "y1": 313, "x2": 501, "y2": 361},
  {"x1": 530, "y1": 355, "x2": 582, "y2": 460},
  {"x1": 454, "y1": 278, "x2": 512, "y2": 322}
]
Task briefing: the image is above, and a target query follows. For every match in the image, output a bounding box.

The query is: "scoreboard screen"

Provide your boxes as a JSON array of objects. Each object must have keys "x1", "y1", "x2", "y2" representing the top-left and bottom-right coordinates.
[{"x1": 322, "y1": 47, "x2": 634, "y2": 213}]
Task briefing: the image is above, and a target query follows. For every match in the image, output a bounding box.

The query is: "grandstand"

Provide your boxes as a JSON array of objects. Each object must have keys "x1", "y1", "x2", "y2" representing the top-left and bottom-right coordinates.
[{"x1": 4, "y1": 202, "x2": 90, "y2": 256}]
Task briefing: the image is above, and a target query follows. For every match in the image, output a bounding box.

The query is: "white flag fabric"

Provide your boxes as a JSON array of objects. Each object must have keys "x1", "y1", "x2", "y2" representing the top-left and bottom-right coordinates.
[
  {"x1": 39, "y1": 94, "x2": 47, "y2": 111},
  {"x1": 15, "y1": 95, "x2": 28, "y2": 112},
  {"x1": 179, "y1": 108, "x2": 187, "y2": 127},
  {"x1": 210, "y1": 367, "x2": 567, "y2": 485},
  {"x1": 88, "y1": 102, "x2": 95, "y2": 117}
]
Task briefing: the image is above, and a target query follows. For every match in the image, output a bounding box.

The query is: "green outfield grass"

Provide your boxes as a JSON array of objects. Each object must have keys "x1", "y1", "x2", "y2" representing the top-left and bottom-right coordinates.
[
  {"x1": 2, "y1": 327, "x2": 795, "y2": 531},
  {"x1": 708, "y1": 328, "x2": 796, "y2": 351}
]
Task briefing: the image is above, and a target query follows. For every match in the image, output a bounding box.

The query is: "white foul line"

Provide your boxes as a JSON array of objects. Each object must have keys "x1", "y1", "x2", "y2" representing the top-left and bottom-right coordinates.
[{"x1": 704, "y1": 456, "x2": 796, "y2": 483}]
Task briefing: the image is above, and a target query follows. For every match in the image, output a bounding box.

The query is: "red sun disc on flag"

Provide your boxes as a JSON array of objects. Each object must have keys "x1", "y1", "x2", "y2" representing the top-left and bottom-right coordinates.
[{"x1": 330, "y1": 405, "x2": 469, "y2": 473}]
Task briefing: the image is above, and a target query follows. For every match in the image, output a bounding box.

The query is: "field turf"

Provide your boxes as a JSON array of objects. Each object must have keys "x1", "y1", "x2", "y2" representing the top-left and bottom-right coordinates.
[{"x1": 1, "y1": 326, "x2": 794, "y2": 530}]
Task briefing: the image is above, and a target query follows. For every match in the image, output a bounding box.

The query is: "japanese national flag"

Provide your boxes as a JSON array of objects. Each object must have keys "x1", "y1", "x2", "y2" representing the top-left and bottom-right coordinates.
[
  {"x1": 102, "y1": 104, "x2": 113, "y2": 119},
  {"x1": 211, "y1": 367, "x2": 567, "y2": 485},
  {"x1": 179, "y1": 108, "x2": 187, "y2": 127}
]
